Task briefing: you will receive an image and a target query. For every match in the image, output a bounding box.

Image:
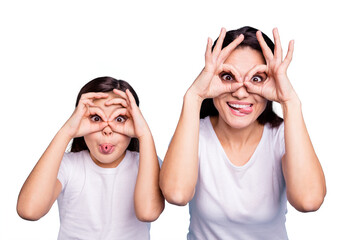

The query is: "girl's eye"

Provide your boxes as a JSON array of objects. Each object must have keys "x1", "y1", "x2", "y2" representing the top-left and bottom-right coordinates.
[
  {"x1": 115, "y1": 116, "x2": 127, "y2": 123},
  {"x1": 251, "y1": 75, "x2": 263, "y2": 83},
  {"x1": 90, "y1": 115, "x2": 102, "y2": 122},
  {"x1": 221, "y1": 73, "x2": 234, "y2": 81}
]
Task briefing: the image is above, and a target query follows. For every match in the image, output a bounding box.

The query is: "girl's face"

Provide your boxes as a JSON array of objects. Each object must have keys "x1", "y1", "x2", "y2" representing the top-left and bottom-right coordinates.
[
  {"x1": 213, "y1": 47, "x2": 268, "y2": 129},
  {"x1": 84, "y1": 92, "x2": 131, "y2": 168}
]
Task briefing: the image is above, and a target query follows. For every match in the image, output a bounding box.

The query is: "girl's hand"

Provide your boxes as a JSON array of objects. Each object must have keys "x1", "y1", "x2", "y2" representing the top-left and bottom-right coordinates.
[
  {"x1": 106, "y1": 89, "x2": 150, "y2": 139},
  {"x1": 189, "y1": 28, "x2": 244, "y2": 100},
  {"x1": 244, "y1": 28, "x2": 298, "y2": 104},
  {"x1": 64, "y1": 92, "x2": 109, "y2": 138}
]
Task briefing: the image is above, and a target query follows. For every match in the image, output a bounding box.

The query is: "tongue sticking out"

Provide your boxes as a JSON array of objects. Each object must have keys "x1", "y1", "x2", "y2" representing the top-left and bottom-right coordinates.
[
  {"x1": 99, "y1": 144, "x2": 114, "y2": 154},
  {"x1": 238, "y1": 106, "x2": 253, "y2": 114}
]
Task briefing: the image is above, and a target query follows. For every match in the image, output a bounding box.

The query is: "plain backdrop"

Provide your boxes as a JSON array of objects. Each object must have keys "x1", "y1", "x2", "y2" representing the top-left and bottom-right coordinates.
[{"x1": 1, "y1": 0, "x2": 359, "y2": 239}]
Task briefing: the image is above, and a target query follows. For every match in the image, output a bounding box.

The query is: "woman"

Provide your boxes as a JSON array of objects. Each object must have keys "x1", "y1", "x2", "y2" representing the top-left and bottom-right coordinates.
[{"x1": 159, "y1": 26, "x2": 326, "y2": 239}]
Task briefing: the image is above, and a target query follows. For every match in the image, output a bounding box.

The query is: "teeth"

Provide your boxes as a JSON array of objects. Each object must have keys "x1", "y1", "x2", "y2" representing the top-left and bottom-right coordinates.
[{"x1": 229, "y1": 103, "x2": 251, "y2": 108}]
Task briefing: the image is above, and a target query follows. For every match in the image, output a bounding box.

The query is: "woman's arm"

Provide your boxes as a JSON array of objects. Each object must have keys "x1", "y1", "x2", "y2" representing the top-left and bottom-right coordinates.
[
  {"x1": 244, "y1": 28, "x2": 326, "y2": 212},
  {"x1": 281, "y1": 98, "x2": 326, "y2": 212},
  {"x1": 17, "y1": 92, "x2": 109, "y2": 220},
  {"x1": 160, "y1": 29, "x2": 244, "y2": 206},
  {"x1": 159, "y1": 90, "x2": 203, "y2": 206}
]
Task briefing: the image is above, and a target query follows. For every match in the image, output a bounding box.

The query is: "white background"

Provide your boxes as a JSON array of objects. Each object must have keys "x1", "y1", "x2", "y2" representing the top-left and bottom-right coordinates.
[{"x1": 1, "y1": 0, "x2": 359, "y2": 239}]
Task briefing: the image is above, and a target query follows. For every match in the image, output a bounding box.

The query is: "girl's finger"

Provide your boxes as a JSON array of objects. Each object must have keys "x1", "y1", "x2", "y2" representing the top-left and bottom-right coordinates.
[
  {"x1": 88, "y1": 107, "x2": 108, "y2": 121},
  {"x1": 282, "y1": 40, "x2": 295, "y2": 69},
  {"x1": 105, "y1": 97, "x2": 128, "y2": 108},
  {"x1": 108, "y1": 108, "x2": 128, "y2": 122},
  {"x1": 256, "y1": 31, "x2": 273, "y2": 61},
  {"x1": 218, "y1": 34, "x2": 244, "y2": 63},
  {"x1": 81, "y1": 92, "x2": 109, "y2": 101},
  {"x1": 213, "y1": 28, "x2": 227, "y2": 56},
  {"x1": 125, "y1": 89, "x2": 137, "y2": 107},
  {"x1": 112, "y1": 89, "x2": 127, "y2": 99},
  {"x1": 273, "y1": 28, "x2": 283, "y2": 62}
]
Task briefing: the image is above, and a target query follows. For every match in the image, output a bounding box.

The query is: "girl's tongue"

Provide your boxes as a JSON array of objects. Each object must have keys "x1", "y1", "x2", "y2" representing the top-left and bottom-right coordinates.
[{"x1": 99, "y1": 143, "x2": 115, "y2": 154}]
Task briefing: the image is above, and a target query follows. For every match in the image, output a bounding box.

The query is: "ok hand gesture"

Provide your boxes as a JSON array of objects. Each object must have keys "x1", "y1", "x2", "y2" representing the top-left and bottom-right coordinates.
[
  {"x1": 244, "y1": 28, "x2": 298, "y2": 104},
  {"x1": 106, "y1": 89, "x2": 151, "y2": 140},
  {"x1": 189, "y1": 28, "x2": 245, "y2": 100},
  {"x1": 64, "y1": 92, "x2": 109, "y2": 138}
]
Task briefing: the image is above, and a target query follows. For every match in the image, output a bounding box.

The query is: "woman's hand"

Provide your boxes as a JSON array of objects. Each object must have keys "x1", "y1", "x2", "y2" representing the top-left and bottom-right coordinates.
[
  {"x1": 244, "y1": 28, "x2": 298, "y2": 104},
  {"x1": 189, "y1": 28, "x2": 244, "y2": 100},
  {"x1": 106, "y1": 89, "x2": 150, "y2": 140},
  {"x1": 64, "y1": 92, "x2": 109, "y2": 138}
]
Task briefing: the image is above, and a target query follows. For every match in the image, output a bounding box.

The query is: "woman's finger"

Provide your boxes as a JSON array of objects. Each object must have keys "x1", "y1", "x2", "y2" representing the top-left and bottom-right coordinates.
[
  {"x1": 220, "y1": 64, "x2": 242, "y2": 82},
  {"x1": 243, "y1": 80, "x2": 263, "y2": 96},
  {"x1": 218, "y1": 34, "x2": 244, "y2": 63},
  {"x1": 244, "y1": 64, "x2": 267, "y2": 83},
  {"x1": 213, "y1": 28, "x2": 227, "y2": 56},
  {"x1": 256, "y1": 31, "x2": 273, "y2": 61},
  {"x1": 282, "y1": 40, "x2": 295, "y2": 69},
  {"x1": 273, "y1": 28, "x2": 283, "y2": 62},
  {"x1": 205, "y1": 37, "x2": 213, "y2": 63}
]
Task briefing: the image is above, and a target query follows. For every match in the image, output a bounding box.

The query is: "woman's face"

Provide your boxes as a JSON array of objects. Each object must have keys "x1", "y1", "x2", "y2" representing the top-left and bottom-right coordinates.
[
  {"x1": 213, "y1": 46, "x2": 268, "y2": 129},
  {"x1": 84, "y1": 92, "x2": 131, "y2": 168}
]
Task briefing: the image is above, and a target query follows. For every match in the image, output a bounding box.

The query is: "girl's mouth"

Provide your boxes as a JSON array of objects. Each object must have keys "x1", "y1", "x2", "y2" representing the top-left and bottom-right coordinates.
[{"x1": 99, "y1": 143, "x2": 115, "y2": 154}]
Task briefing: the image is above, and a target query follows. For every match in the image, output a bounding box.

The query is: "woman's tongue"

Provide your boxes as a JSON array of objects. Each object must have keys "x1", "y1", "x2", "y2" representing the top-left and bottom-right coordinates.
[
  {"x1": 99, "y1": 143, "x2": 114, "y2": 154},
  {"x1": 229, "y1": 103, "x2": 253, "y2": 114}
]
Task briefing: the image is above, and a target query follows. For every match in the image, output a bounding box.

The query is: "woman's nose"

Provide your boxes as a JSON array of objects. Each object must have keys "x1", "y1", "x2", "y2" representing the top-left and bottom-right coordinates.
[{"x1": 231, "y1": 85, "x2": 249, "y2": 99}]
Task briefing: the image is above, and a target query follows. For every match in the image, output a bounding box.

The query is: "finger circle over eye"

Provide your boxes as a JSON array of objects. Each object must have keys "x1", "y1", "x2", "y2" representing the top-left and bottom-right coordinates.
[{"x1": 244, "y1": 64, "x2": 267, "y2": 83}]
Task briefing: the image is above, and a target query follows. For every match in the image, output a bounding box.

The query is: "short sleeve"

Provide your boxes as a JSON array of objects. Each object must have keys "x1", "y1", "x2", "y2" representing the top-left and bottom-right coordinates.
[
  {"x1": 57, "y1": 152, "x2": 74, "y2": 191},
  {"x1": 274, "y1": 122, "x2": 285, "y2": 158}
]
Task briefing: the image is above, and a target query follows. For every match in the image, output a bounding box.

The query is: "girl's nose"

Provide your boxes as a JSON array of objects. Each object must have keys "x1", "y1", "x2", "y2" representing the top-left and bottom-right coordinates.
[{"x1": 102, "y1": 125, "x2": 113, "y2": 136}]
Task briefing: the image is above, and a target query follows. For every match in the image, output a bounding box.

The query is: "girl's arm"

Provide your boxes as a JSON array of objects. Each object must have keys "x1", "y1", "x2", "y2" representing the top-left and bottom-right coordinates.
[
  {"x1": 17, "y1": 93, "x2": 109, "y2": 220},
  {"x1": 244, "y1": 28, "x2": 326, "y2": 212},
  {"x1": 160, "y1": 28, "x2": 244, "y2": 206},
  {"x1": 17, "y1": 128, "x2": 71, "y2": 220},
  {"x1": 108, "y1": 89, "x2": 164, "y2": 222}
]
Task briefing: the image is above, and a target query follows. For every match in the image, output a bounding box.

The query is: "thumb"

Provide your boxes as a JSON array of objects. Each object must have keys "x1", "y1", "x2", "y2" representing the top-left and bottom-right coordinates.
[
  {"x1": 221, "y1": 81, "x2": 243, "y2": 94},
  {"x1": 244, "y1": 81, "x2": 263, "y2": 95}
]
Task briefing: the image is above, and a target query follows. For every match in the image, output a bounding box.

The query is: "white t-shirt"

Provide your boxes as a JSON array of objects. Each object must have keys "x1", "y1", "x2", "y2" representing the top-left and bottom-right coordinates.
[
  {"x1": 57, "y1": 150, "x2": 150, "y2": 240},
  {"x1": 188, "y1": 117, "x2": 288, "y2": 240}
]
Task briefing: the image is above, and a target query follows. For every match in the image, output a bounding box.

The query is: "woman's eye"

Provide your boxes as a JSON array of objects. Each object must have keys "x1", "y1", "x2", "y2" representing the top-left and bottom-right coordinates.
[
  {"x1": 221, "y1": 73, "x2": 234, "y2": 81},
  {"x1": 251, "y1": 75, "x2": 263, "y2": 83},
  {"x1": 115, "y1": 116, "x2": 127, "y2": 123},
  {"x1": 90, "y1": 115, "x2": 102, "y2": 122}
]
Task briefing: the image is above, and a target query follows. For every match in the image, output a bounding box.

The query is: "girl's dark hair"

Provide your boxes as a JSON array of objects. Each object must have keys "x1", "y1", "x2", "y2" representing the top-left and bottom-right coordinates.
[
  {"x1": 71, "y1": 76, "x2": 140, "y2": 152},
  {"x1": 200, "y1": 26, "x2": 283, "y2": 128}
]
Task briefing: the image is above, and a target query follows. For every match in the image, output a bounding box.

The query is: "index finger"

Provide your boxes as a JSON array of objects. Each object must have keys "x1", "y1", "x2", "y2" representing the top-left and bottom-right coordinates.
[
  {"x1": 218, "y1": 34, "x2": 244, "y2": 63},
  {"x1": 256, "y1": 30, "x2": 273, "y2": 61}
]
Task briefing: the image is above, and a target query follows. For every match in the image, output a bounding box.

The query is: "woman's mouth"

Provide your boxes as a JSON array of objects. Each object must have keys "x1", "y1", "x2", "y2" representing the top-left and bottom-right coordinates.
[
  {"x1": 227, "y1": 102, "x2": 253, "y2": 116},
  {"x1": 99, "y1": 143, "x2": 115, "y2": 154}
]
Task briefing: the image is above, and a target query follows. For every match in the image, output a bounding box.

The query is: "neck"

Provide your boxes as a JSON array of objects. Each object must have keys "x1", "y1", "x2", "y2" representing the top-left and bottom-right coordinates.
[{"x1": 210, "y1": 116, "x2": 264, "y2": 149}]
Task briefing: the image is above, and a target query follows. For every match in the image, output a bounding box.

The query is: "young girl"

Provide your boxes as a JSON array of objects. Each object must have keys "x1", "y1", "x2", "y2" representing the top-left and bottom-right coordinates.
[{"x1": 17, "y1": 76, "x2": 164, "y2": 239}]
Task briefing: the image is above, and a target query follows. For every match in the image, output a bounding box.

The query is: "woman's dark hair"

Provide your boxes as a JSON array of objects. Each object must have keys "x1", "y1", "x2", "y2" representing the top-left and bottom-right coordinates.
[
  {"x1": 71, "y1": 76, "x2": 140, "y2": 152},
  {"x1": 200, "y1": 26, "x2": 283, "y2": 127}
]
